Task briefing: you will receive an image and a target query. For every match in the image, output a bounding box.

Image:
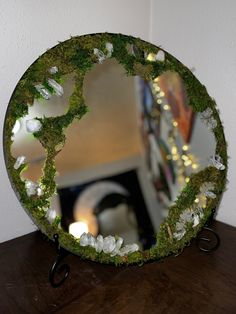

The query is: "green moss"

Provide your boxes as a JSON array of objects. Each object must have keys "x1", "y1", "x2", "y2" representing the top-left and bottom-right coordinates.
[{"x1": 3, "y1": 33, "x2": 228, "y2": 266}]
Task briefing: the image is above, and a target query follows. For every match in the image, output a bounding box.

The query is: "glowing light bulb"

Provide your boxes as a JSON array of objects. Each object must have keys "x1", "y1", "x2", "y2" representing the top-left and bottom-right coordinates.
[
  {"x1": 192, "y1": 163, "x2": 199, "y2": 169},
  {"x1": 182, "y1": 145, "x2": 189, "y2": 151},
  {"x1": 194, "y1": 198, "x2": 199, "y2": 203},
  {"x1": 163, "y1": 104, "x2": 170, "y2": 110},
  {"x1": 69, "y1": 221, "x2": 89, "y2": 238},
  {"x1": 173, "y1": 121, "x2": 178, "y2": 127},
  {"x1": 185, "y1": 177, "x2": 190, "y2": 183},
  {"x1": 157, "y1": 99, "x2": 162, "y2": 104}
]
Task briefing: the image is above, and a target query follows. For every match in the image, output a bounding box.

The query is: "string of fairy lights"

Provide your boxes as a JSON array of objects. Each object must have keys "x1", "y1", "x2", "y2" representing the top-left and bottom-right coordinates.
[{"x1": 150, "y1": 76, "x2": 200, "y2": 189}]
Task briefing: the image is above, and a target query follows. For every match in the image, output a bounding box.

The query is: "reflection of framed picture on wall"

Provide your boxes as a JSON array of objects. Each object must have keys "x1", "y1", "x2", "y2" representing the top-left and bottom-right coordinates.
[{"x1": 159, "y1": 72, "x2": 195, "y2": 144}]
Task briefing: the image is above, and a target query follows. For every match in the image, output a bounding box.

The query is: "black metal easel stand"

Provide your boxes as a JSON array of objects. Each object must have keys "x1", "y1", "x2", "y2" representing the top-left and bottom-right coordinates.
[
  {"x1": 196, "y1": 209, "x2": 220, "y2": 252},
  {"x1": 49, "y1": 234, "x2": 70, "y2": 288}
]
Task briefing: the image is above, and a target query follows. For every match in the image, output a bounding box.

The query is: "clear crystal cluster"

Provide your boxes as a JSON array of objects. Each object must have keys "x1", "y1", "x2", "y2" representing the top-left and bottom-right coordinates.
[
  {"x1": 200, "y1": 108, "x2": 217, "y2": 131},
  {"x1": 173, "y1": 182, "x2": 217, "y2": 240},
  {"x1": 210, "y1": 154, "x2": 225, "y2": 170},
  {"x1": 45, "y1": 208, "x2": 57, "y2": 224},
  {"x1": 14, "y1": 156, "x2": 26, "y2": 170},
  {"x1": 26, "y1": 119, "x2": 42, "y2": 133},
  {"x1": 93, "y1": 42, "x2": 113, "y2": 64},
  {"x1": 79, "y1": 233, "x2": 139, "y2": 257},
  {"x1": 35, "y1": 66, "x2": 63, "y2": 99},
  {"x1": 25, "y1": 180, "x2": 43, "y2": 197},
  {"x1": 47, "y1": 78, "x2": 64, "y2": 96}
]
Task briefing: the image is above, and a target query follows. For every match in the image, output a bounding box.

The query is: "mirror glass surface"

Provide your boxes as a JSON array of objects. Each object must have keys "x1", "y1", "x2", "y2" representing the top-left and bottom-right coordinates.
[{"x1": 11, "y1": 58, "x2": 216, "y2": 250}]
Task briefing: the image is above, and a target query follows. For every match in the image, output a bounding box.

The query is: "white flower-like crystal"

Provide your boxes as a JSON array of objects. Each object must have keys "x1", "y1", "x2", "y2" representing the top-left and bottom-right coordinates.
[
  {"x1": 36, "y1": 187, "x2": 44, "y2": 196},
  {"x1": 201, "y1": 108, "x2": 213, "y2": 119},
  {"x1": 35, "y1": 84, "x2": 51, "y2": 100},
  {"x1": 48, "y1": 66, "x2": 58, "y2": 74},
  {"x1": 105, "y1": 42, "x2": 113, "y2": 58},
  {"x1": 94, "y1": 48, "x2": 106, "y2": 64},
  {"x1": 110, "y1": 237, "x2": 123, "y2": 257},
  {"x1": 94, "y1": 235, "x2": 104, "y2": 253},
  {"x1": 210, "y1": 155, "x2": 225, "y2": 170},
  {"x1": 14, "y1": 156, "x2": 26, "y2": 170},
  {"x1": 192, "y1": 213, "x2": 200, "y2": 227},
  {"x1": 47, "y1": 78, "x2": 64, "y2": 96},
  {"x1": 200, "y1": 108, "x2": 217, "y2": 130},
  {"x1": 26, "y1": 119, "x2": 42, "y2": 133},
  {"x1": 45, "y1": 208, "x2": 57, "y2": 224},
  {"x1": 25, "y1": 180, "x2": 38, "y2": 196},
  {"x1": 103, "y1": 235, "x2": 116, "y2": 254},
  {"x1": 78, "y1": 233, "x2": 138, "y2": 257},
  {"x1": 118, "y1": 243, "x2": 139, "y2": 256},
  {"x1": 79, "y1": 232, "x2": 96, "y2": 247},
  {"x1": 173, "y1": 229, "x2": 186, "y2": 240},
  {"x1": 205, "y1": 191, "x2": 216, "y2": 199},
  {"x1": 156, "y1": 50, "x2": 165, "y2": 62},
  {"x1": 25, "y1": 180, "x2": 43, "y2": 197}
]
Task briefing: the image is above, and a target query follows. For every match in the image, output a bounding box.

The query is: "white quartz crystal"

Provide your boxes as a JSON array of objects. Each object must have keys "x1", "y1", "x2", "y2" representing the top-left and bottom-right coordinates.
[
  {"x1": 14, "y1": 156, "x2": 26, "y2": 170},
  {"x1": 26, "y1": 119, "x2": 42, "y2": 133},
  {"x1": 105, "y1": 42, "x2": 113, "y2": 58},
  {"x1": 25, "y1": 180, "x2": 38, "y2": 196},
  {"x1": 103, "y1": 235, "x2": 117, "y2": 254},
  {"x1": 94, "y1": 48, "x2": 106, "y2": 64},
  {"x1": 110, "y1": 237, "x2": 124, "y2": 257},
  {"x1": 48, "y1": 66, "x2": 58, "y2": 74},
  {"x1": 46, "y1": 208, "x2": 57, "y2": 224},
  {"x1": 210, "y1": 155, "x2": 225, "y2": 170},
  {"x1": 118, "y1": 243, "x2": 139, "y2": 256},
  {"x1": 173, "y1": 229, "x2": 186, "y2": 240},
  {"x1": 156, "y1": 50, "x2": 165, "y2": 62},
  {"x1": 47, "y1": 78, "x2": 64, "y2": 96},
  {"x1": 35, "y1": 84, "x2": 51, "y2": 100},
  {"x1": 94, "y1": 235, "x2": 104, "y2": 253}
]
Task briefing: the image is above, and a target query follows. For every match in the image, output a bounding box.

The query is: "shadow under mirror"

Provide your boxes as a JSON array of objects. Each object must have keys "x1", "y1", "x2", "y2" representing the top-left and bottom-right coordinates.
[{"x1": 11, "y1": 58, "x2": 216, "y2": 251}]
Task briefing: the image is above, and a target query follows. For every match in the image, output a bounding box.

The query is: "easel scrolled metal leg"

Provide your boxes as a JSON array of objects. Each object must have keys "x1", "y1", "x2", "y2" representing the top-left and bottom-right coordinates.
[
  {"x1": 49, "y1": 234, "x2": 70, "y2": 288},
  {"x1": 196, "y1": 209, "x2": 220, "y2": 252}
]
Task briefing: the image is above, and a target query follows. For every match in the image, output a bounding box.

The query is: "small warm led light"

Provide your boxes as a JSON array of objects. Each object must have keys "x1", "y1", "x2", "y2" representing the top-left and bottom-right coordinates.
[
  {"x1": 192, "y1": 163, "x2": 199, "y2": 169},
  {"x1": 69, "y1": 221, "x2": 89, "y2": 238},
  {"x1": 171, "y1": 146, "x2": 178, "y2": 155},
  {"x1": 172, "y1": 154, "x2": 179, "y2": 161},
  {"x1": 185, "y1": 177, "x2": 190, "y2": 183},
  {"x1": 182, "y1": 145, "x2": 189, "y2": 151},
  {"x1": 154, "y1": 77, "x2": 159, "y2": 82},
  {"x1": 184, "y1": 160, "x2": 192, "y2": 166},
  {"x1": 157, "y1": 99, "x2": 162, "y2": 104},
  {"x1": 181, "y1": 155, "x2": 188, "y2": 161},
  {"x1": 146, "y1": 53, "x2": 156, "y2": 62},
  {"x1": 194, "y1": 198, "x2": 199, "y2": 203},
  {"x1": 12, "y1": 120, "x2": 21, "y2": 135},
  {"x1": 159, "y1": 91, "x2": 165, "y2": 97},
  {"x1": 163, "y1": 104, "x2": 170, "y2": 110},
  {"x1": 173, "y1": 121, "x2": 178, "y2": 127}
]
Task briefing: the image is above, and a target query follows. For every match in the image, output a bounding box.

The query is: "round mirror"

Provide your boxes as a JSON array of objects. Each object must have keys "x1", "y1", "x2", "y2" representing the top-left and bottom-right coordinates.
[{"x1": 4, "y1": 33, "x2": 227, "y2": 265}]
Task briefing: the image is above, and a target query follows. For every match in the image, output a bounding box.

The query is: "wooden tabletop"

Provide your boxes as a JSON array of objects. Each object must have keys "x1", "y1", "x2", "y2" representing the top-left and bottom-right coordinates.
[{"x1": 0, "y1": 221, "x2": 236, "y2": 314}]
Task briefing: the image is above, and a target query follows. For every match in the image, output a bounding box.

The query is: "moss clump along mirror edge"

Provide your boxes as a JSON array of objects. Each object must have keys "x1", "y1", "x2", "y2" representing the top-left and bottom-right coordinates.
[{"x1": 3, "y1": 33, "x2": 227, "y2": 265}]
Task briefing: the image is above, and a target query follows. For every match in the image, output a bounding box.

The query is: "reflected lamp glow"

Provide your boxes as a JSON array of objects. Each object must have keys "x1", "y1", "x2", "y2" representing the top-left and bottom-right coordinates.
[{"x1": 69, "y1": 221, "x2": 89, "y2": 238}]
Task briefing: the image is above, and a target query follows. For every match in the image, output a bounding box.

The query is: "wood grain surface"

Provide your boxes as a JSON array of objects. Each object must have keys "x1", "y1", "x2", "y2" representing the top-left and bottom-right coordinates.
[{"x1": 0, "y1": 221, "x2": 236, "y2": 314}]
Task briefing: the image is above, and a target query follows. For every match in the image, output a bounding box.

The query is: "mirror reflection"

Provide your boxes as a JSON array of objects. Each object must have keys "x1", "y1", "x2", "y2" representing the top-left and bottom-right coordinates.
[{"x1": 11, "y1": 59, "x2": 216, "y2": 250}]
